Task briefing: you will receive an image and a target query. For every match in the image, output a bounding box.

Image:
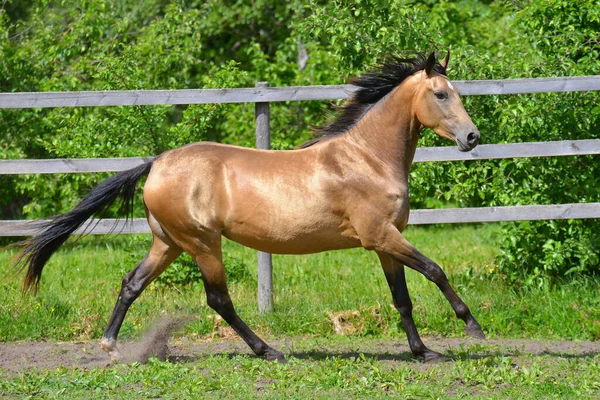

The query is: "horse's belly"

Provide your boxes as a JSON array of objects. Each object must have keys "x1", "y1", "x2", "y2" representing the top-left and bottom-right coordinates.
[
  {"x1": 222, "y1": 209, "x2": 360, "y2": 254},
  {"x1": 224, "y1": 230, "x2": 360, "y2": 254}
]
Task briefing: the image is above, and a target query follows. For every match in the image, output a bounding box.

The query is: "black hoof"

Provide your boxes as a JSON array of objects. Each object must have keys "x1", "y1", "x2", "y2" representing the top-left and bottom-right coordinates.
[
  {"x1": 265, "y1": 349, "x2": 287, "y2": 364},
  {"x1": 465, "y1": 321, "x2": 486, "y2": 339},
  {"x1": 422, "y1": 350, "x2": 446, "y2": 363}
]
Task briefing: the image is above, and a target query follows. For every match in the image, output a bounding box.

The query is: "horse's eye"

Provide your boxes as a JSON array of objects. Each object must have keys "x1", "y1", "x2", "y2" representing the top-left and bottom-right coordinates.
[{"x1": 435, "y1": 92, "x2": 447, "y2": 100}]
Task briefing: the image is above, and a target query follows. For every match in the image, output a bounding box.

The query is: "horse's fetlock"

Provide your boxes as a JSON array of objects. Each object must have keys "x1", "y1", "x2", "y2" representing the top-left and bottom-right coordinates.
[{"x1": 455, "y1": 304, "x2": 470, "y2": 319}]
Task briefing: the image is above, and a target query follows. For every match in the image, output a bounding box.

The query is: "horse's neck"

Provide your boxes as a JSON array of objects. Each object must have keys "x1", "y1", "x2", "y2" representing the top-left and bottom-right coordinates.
[{"x1": 345, "y1": 86, "x2": 421, "y2": 180}]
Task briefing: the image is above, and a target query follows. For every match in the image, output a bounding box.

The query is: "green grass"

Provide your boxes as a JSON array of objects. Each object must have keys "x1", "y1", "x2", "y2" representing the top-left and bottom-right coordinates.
[
  {"x1": 2, "y1": 224, "x2": 600, "y2": 398},
  {"x1": 2, "y1": 339, "x2": 600, "y2": 399},
  {"x1": 1, "y1": 223, "x2": 600, "y2": 343}
]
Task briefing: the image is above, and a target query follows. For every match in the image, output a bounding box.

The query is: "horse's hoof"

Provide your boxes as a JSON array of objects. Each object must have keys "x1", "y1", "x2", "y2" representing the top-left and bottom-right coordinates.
[
  {"x1": 276, "y1": 356, "x2": 288, "y2": 364},
  {"x1": 100, "y1": 337, "x2": 123, "y2": 362},
  {"x1": 423, "y1": 350, "x2": 446, "y2": 363},
  {"x1": 465, "y1": 322, "x2": 486, "y2": 339},
  {"x1": 265, "y1": 349, "x2": 287, "y2": 364}
]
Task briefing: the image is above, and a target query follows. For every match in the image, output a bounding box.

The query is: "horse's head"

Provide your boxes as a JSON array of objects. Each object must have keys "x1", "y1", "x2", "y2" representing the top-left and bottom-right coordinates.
[{"x1": 412, "y1": 52, "x2": 480, "y2": 152}]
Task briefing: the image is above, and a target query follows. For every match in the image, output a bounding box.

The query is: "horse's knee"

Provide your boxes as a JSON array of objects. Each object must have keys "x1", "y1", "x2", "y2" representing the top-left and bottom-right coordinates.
[
  {"x1": 425, "y1": 262, "x2": 447, "y2": 283},
  {"x1": 120, "y1": 284, "x2": 139, "y2": 305}
]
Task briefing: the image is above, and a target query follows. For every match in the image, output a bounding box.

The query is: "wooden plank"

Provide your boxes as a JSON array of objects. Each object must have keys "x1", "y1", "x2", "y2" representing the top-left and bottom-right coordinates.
[
  {"x1": 2, "y1": 139, "x2": 599, "y2": 175},
  {"x1": 0, "y1": 218, "x2": 151, "y2": 236},
  {"x1": 413, "y1": 139, "x2": 600, "y2": 163},
  {"x1": 2, "y1": 202, "x2": 599, "y2": 236},
  {"x1": 0, "y1": 85, "x2": 352, "y2": 109},
  {"x1": 0, "y1": 157, "x2": 154, "y2": 174},
  {"x1": 455, "y1": 75, "x2": 600, "y2": 96},
  {"x1": 408, "y1": 203, "x2": 600, "y2": 225},
  {"x1": 1, "y1": 76, "x2": 599, "y2": 109}
]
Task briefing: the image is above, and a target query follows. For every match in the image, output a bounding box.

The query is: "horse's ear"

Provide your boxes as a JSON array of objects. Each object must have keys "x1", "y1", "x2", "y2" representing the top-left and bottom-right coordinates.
[
  {"x1": 439, "y1": 50, "x2": 450, "y2": 70},
  {"x1": 425, "y1": 52, "x2": 436, "y2": 76}
]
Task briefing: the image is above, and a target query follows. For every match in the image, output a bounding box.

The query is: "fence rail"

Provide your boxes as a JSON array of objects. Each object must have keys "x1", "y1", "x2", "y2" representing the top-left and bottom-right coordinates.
[
  {"x1": 1, "y1": 139, "x2": 599, "y2": 175},
  {"x1": 2, "y1": 74, "x2": 600, "y2": 312},
  {"x1": 1, "y1": 75, "x2": 600, "y2": 109},
  {"x1": 3, "y1": 202, "x2": 600, "y2": 237}
]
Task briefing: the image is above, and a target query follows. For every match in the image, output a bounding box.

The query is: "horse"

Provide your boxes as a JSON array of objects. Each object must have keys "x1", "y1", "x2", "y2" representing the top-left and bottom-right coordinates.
[{"x1": 14, "y1": 51, "x2": 483, "y2": 363}]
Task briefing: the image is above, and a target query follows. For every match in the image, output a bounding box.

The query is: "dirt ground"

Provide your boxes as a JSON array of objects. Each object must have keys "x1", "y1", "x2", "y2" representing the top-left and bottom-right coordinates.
[{"x1": 1, "y1": 335, "x2": 599, "y2": 374}]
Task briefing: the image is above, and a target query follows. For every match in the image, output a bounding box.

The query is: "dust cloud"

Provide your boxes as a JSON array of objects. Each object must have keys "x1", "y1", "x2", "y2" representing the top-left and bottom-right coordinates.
[{"x1": 121, "y1": 314, "x2": 192, "y2": 363}]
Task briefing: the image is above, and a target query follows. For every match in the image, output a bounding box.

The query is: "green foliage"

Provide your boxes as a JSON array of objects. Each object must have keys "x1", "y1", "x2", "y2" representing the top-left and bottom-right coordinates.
[
  {"x1": 499, "y1": 220, "x2": 600, "y2": 285},
  {"x1": 223, "y1": 254, "x2": 255, "y2": 284},
  {"x1": 155, "y1": 253, "x2": 202, "y2": 287},
  {"x1": 298, "y1": 0, "x2": 431, "y2": 74},
  {"x1": 490, "y1": 0, "x2": 600, "y2": 282},
  {"x1": 156, "y1": 252, "x2": 254, "y2": 287},
  {"x1": 1, "y1": 0, "x2": 599, "y2": 282}
]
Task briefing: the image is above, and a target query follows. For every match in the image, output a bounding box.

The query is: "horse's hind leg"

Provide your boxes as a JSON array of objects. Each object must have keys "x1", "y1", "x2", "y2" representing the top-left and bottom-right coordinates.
[
  {"x1": 100, "y1": 233, "x2": 182, "y2": 361},
  {"x1": 187, "y1": 236, "x2": 286, "y2": 363},
  {"x1": 377, "y1": 253, "x2": 444, "y2": 362}
]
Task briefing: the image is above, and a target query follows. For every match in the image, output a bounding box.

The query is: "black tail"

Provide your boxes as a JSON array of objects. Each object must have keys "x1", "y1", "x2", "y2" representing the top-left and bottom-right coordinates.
[{"x1": 13, "y1": 161, "x2": 154, "y2": 294}]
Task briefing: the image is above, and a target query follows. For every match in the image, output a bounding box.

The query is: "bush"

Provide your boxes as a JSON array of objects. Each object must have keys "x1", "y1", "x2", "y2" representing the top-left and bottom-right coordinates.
[
  {"x1": 499, "y1": 220, "x2": 600, "y2": 286},
  {"x1": 156, "y1": 253, "x2": 254, "y2": 288},
  {"x1": 3, "y1": 0, "x2": 599, "y2": 283}
]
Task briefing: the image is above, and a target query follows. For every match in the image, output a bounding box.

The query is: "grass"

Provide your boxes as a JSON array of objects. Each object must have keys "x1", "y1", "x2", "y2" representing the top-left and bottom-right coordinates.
[
  {"x1": 2, "y1": 338, "x2": 600, "y2": 399},
  {"x1": 1, "y1": 223, "x2": 599, "y2": 342},
  {"x1": 2, "y1": 223, "x2": 600, "y2": 398}
]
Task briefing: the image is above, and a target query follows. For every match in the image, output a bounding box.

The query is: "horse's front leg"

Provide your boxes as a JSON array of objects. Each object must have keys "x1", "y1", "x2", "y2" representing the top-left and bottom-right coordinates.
[
  {"x1": 377, "y1": 252, "x2": 445, "y2": 362},
  {"x1": 373, "y1": 225, "x2": 485, "y2": 339}
]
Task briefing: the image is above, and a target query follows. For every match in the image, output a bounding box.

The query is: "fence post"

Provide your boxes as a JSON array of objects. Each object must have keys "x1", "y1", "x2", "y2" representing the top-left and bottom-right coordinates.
[{"x1": 255, "y1": 81, "x2": 273, "y2": 314}]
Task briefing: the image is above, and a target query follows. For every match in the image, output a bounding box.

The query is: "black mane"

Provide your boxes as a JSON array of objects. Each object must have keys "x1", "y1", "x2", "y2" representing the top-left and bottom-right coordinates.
[{"x1": 299, "y1": 53, "x2": 447, "y2": 148}]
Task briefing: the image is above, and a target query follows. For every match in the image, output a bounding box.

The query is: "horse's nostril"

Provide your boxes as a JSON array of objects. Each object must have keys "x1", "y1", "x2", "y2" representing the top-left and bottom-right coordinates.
[{"x1": 467, "y1": 132, "x2": 480, "y2": 145}]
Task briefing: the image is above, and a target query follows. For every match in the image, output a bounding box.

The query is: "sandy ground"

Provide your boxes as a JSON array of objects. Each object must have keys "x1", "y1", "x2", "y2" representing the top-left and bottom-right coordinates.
[{"x1": 1, "y1": 334, "x2": 599, "y2": 374}]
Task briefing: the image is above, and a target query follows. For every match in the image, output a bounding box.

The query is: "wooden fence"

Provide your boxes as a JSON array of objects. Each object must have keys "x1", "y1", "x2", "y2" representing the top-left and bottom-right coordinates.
[{"x1": 2, "y1": 75, "x2": 600, "y2": 312}]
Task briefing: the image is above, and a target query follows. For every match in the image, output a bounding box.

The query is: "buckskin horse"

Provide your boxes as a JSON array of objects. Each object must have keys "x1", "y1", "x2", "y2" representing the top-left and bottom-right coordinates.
[{"x1": 14, "y1": 51, "x2": 483, "y2": 363}]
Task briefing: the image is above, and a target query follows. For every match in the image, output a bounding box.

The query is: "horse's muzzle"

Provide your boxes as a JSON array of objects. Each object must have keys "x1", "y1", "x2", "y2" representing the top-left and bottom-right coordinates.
[{"x1": 457, "y1": 130, "x2": 480, "y2": 152}]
